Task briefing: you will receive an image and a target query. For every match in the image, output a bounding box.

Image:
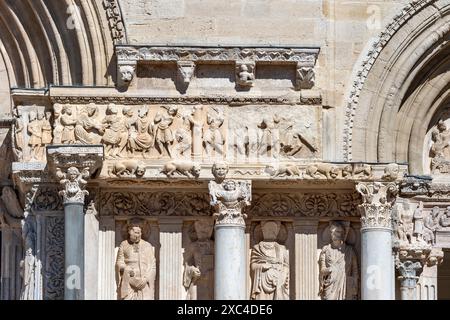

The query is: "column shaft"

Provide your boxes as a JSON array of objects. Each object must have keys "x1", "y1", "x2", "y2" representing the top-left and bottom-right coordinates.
[
  {"x1": 215, "y1": 224, "x2": 246, "y2": 300},
  {"x1": 64, "y1": 202, "x2": 84, "y2": 300}
]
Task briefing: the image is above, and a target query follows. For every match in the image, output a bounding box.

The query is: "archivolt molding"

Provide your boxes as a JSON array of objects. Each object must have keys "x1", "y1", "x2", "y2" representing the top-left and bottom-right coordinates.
[
  {"x1": 102, "y1": 0, "x2": 127, "y2": 44},
  {"x1": 343, "y1": 0, "x2": 440, "y2": 161}
]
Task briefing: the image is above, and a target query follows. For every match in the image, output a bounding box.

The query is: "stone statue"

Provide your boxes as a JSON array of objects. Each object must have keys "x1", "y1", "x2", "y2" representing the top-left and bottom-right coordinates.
[
  {"x1": 174, "y1": 109, "x2": 195, "y2": 158},
  {"x1": 204, "y1": 107, "x2": 225, "y2": 156},
  {"x1": 119, "y1": 106, "x2": 136, "y2": 156},
  {"x1": 20, "y1": 218, "x2": 36, "y2": 300},
  {"x1": 250, "y1": 221, "x2": 289, "y2": 300},
  {"x1": 423, "y1": 207, "x2": 441, "y2": 245},
  {"x1": 319, "y1": 221, "x2": 359, "y2": 300},
  {"x1": 60, "y1": 105, "x2": 77, "y2": 144},
  {"x1": 52, "y1": 104, "x2": 63, "y2": 144},
  {"x1": 116, "y1": 220, "x2": 156, "y2": 300},
  {"x1": 74, "y1": 104, "x2": 102, "y2": 144},
  {"x1": 183, "y1": 220, "x2": 215, "y2": 300},
  {"x1": 154, "y1": 105, "x2": 178, "y2": 158},
  {"x1": 27, "y1": 110, "x2": 43, "y2": 160},
  {"x1": 102, "y1": 104, "x2": 127, "y2": 158}
]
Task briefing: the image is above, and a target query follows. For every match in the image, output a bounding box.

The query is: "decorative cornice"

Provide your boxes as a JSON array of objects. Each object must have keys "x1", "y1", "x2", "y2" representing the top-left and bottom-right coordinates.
[
  {"x1": 46, "y1": 145, "x2": 104, "y2": 176},
  {"x1": 343, "y1": 0, "x2": 438, "y2": 161},
  {"x1": 116, "y1": 45, "x2": 320, "y2": 64},
  {"x1": 102, "y1": 0, "x2": 127, "y2": 44},
  {"x1": 399, "y1": 175, "x2": 432, "y2": 197}
]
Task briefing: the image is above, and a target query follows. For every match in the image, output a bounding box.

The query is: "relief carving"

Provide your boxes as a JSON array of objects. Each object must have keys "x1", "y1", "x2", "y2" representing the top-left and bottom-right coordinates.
[
  {"x1": 44, "y1": 216, "x2": 65, "y2": 300},
  {"x1": 430, "y1": 119, "x2": 450, "y2": 174},
  {"x1": 161, "y1": 161, "x2": 201, "y2": 179},
  {"x1": 56, "y1": 167, "x2": 90, "y2": 204},
  {"x1": 183, "y1": 220, "x2": 214, "y2": 300},
  {"x1": 319, "y1": 221, "x2": 359, "y2": 300},
  {"x1": 204, "y1": 107, "x2": 225, "y2": 157},
  {"x1": 236, "y1": 62, "x2": 255, "y2": 87},
  {"x1": 250, "y1": 221, "x2": 289, "y2": 300},
  {"x1": 116, "y1": 219, "x2": 156, "y2": 300},
  {"x1": 154, "y1": 105, "x2": 178, "y2": 158},
  {"x1": 108, "y1": 160, "x2": 146, "y2": 178},
  {"x1": 209, "y1": 163, "x2": 251, "y2": 226}
]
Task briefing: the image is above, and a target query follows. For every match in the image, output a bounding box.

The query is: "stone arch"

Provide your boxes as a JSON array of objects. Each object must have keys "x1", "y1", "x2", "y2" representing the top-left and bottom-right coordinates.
[
  {"x1": 343, "y1": 0, "x2": 450, "y2": 175},
  {"x1": 0, "y1": 0, "x2": 127, "y2": 114}
]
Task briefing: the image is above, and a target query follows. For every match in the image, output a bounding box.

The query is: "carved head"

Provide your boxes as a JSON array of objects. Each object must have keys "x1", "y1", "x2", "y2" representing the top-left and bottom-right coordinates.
[
  {"x1": 261, "y1": 221, "x2": 280, "y2": 242},
  {"x1": 432, "y1": 206, "x2": 441, "y2": 218},
  {"x1": 28, "y1": 111, "x2": 37, "y2": 122},
  {"x1": 168, "y1": 106, "x2": 178, "y2": 116},
  {"x1": 264, "y1": 165, "x2": 277, "y2": 176},
  {"x1": 191, "y1": 164, "x2": 202, "y2": 178},
  {"x1": 342, "y1": 165, "x2": 352, "y2": 177},
  {"x1": 37, "y1": 109, "x2": 45, "y2": 120},
  {"x1": 106, "y1": 104, "x2": 118, "y2": 115},
  {"x1": 329, "y1": 221, "x2": 347, "y2": 246},
  {"x1": 330, "y1": 167, "x2": 339, "y2": 179},
  {"x1": 86, "y1": 104, "x2": 98, "y2": 117},
  {"x1": 240, "y1": 64, "x2": 248, "y2": 72},
  {"x1": 127, "y1": 219, "x2": 145, "y2": 243},
  {"x1": 438, "y1": 120, "x2": 447, "y2": 132},
  {"x1": 122, "y1": 106, "x2": 134, "y2": 117},
  {"x1": 62, "y1": 105, "x2": 72, "y2": 116},
  {"x1": 223, "y1": 180, "x2": 237, "y2": 191},
  {"x1": 138, "y1": 106, "x2": 149, "y2": 118},
  {"x1": 194, "y1": 220, "x2": 214, "y2": 241},
  {"x1": 212, "y1": 162, "x2": 229, "y2": 181},
  {"x1": 135, "y1": 165, "x2": 146, "y2": 178},
  {"x1": 120, "y1": 65, "x2": 135, "y2": 83},
  {"x1": 67, "y1": 167, "x2": 80, "y2": 182},
  {"x1": 384, "y1": 163, "x2": 399, "y2": 180}
]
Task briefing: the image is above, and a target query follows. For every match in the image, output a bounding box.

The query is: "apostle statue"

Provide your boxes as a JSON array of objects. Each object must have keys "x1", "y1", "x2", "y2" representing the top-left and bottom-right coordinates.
[
  {"x1": 250, "y1": 221, "x2": 290, "y2": 300},
  {"x1": 183, "y1": 219, "x2": 215, "y2": 300},
  {"x1": 319, "y1": 221, "x2": 359, "y2": 300},
  {"x1": 116, "y1": 219, "x2": 156, "y2": 300}
]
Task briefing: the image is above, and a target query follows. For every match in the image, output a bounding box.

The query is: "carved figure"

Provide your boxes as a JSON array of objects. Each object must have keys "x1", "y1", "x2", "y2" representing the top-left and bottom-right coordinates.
[
  {"x1": 258, "y1": 115, "x2": 281, "y2": 157},
  {"x1": 423, "y1": 207, "x2": 441, "y2": 245},
  {"x1": 162, "y1": 161, "x2": 201, "y2": 178},
  {"x1": 204, "y1": 107, "x2": 225, "y2": 156},
  {"x1": 60, "y1": 105, "x2": 77, "y2": 144},
  {"x1": 154, "y1": 105, "x2": 178, "y2": 158},
  {"x1": 236, "y1": 63, "x2": 255, "y2": 87},
  {"x1": 440, "y1": 206, "x2": 450, "y2": 228},
  {"x1": 57, "y1": 167, "x2": 90, "y2": 203},
  {"x1": 41, "y1": 111, "x2": 53, "y2": 145},
  {"x1": 382, "y1": 163, "x2": 400, "y2": 181},
  {"x1": 183, "y1": 220, "x2": 215, "y2": 300},
  {"x1": 265, "y1": 164, "x2": 300, "y2": 177},
  {"x1": 108, "y1": 161, "x2": 146, "y2": 178},
  {"x1": 13, "y1": 110, "x2": 24, "y2": 159},
  {"x1": 27, "y1": 110, "x2": 43, "y2": 160},
  {"x1": 319, "y1": 221, "x2": 358, "y2": 300},
  {"x1": 102, "y1": 104, "x2": 128, "y2": 158},
  {"x1": 116, "y1": 220, "x2": 156, "y2": 300},
  {"x1": 306, "y1": 163, "x2": 339, "y2": 179},
  {"x1": 130, "y1": 106, "x2": 154, "y2": 158},
  {"x1": 413, "y1": 202, "x2": 426, "y2": 243},
  {"x1": 250, "y1": 221, "x2": 289, "y2": 300},
  {"x1": 74, "y1": 104, "x2": 102, "y2": 144}
]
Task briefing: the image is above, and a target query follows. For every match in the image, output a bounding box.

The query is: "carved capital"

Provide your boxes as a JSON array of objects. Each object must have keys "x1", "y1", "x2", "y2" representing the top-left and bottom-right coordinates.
[
  {"x1": 296, "y1": 62, "x2": 315, "y2": 90},
  {"x1": 396, "y1": 260, "x2": 422, "y2": 285},
  {"x1": 356, "y1": 182, "x2": 398, "y2": 229},
  {"x1": 47, "y1": 145, "x2": 104, "y2": 176},
  {"x1": 209, "y1": 179, "x2": 252, "y2": 226},
  {"x1": 56, "y1": 167, "x2": 89, "y2": 205},
  {"x1": 399, "y1": 175, "x2": 432, "y2": 196}
]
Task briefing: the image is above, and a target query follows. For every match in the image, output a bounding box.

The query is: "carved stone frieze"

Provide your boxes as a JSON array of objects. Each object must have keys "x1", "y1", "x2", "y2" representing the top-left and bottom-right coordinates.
[
  {"x1": 248, "y1": 192, "x2": 361, "y2": 217},
  {"x1": 100, "y1": 192, "x2": 215, "y2": 216},
  {"x1": 33, "y1": 187, "x2": 63, "y2": 211}
]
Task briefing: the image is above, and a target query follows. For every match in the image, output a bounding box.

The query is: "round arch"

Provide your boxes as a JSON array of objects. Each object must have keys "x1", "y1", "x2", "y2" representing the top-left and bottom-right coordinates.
[{"x1": 344, "y1": 0, "x2": 450, "y2": 175}]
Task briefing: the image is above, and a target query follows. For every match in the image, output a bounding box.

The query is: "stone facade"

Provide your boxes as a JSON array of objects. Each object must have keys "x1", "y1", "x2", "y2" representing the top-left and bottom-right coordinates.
[{"x1": 1, "y1": 0, "x2": 450, "y2": 300}]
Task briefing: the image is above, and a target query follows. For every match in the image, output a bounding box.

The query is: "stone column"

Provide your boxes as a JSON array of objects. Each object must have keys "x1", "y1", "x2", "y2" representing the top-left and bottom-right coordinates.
[
  {"x1": 397, "y1": 260, "x2": 422, "y2": 300},
  {"x1": 356, "y1": 182, "x2": 398, "y2": 300},
  {"x1": 209, "y1": 163, "x2": 251, "y2": 300},
  {"x1": 58, "y1": 167, "x2": 89, "y2": 300},
  {"x1": 47, "y1": 145, "x2": 103, "y2": 301},
  {"x1": 294, "y1": 219, "x2": 319, "y2": 300},
  {"x1": 98, "y1": 216, "x2": 115, "y2": 300},
  {"x1": 159, "y1": 219, "x2": 184, "y2": 300}
]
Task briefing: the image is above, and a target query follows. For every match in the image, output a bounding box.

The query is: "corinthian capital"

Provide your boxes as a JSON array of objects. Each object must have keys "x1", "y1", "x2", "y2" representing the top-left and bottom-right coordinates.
[
  {"x1": 356, "y1": 182, "x2": 399, "y2": 229},
  {"x1": 56, "y1": 167, "x2": 89, "y2": 204}
]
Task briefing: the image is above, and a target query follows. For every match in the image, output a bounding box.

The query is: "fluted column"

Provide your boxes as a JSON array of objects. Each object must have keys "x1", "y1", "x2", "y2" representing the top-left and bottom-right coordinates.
[
  {"x1": 209, "y1": 163, "x2": 251, "y2": 300},
  {"x1": 356, "y1": 182, "x2": 398, "y2": 300},
  {"x1": 159, "y1": 219, "x2": 184, "y2": 300},
  {"x1": 397, "y1": 260, "x2": 422, "y2": 300},
  {"x1": 84, "y1": 199, "x2": 99, "y2": 300},
  {"x1": 294, "y1": 219, "x2": 318, "y2": 300}
]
